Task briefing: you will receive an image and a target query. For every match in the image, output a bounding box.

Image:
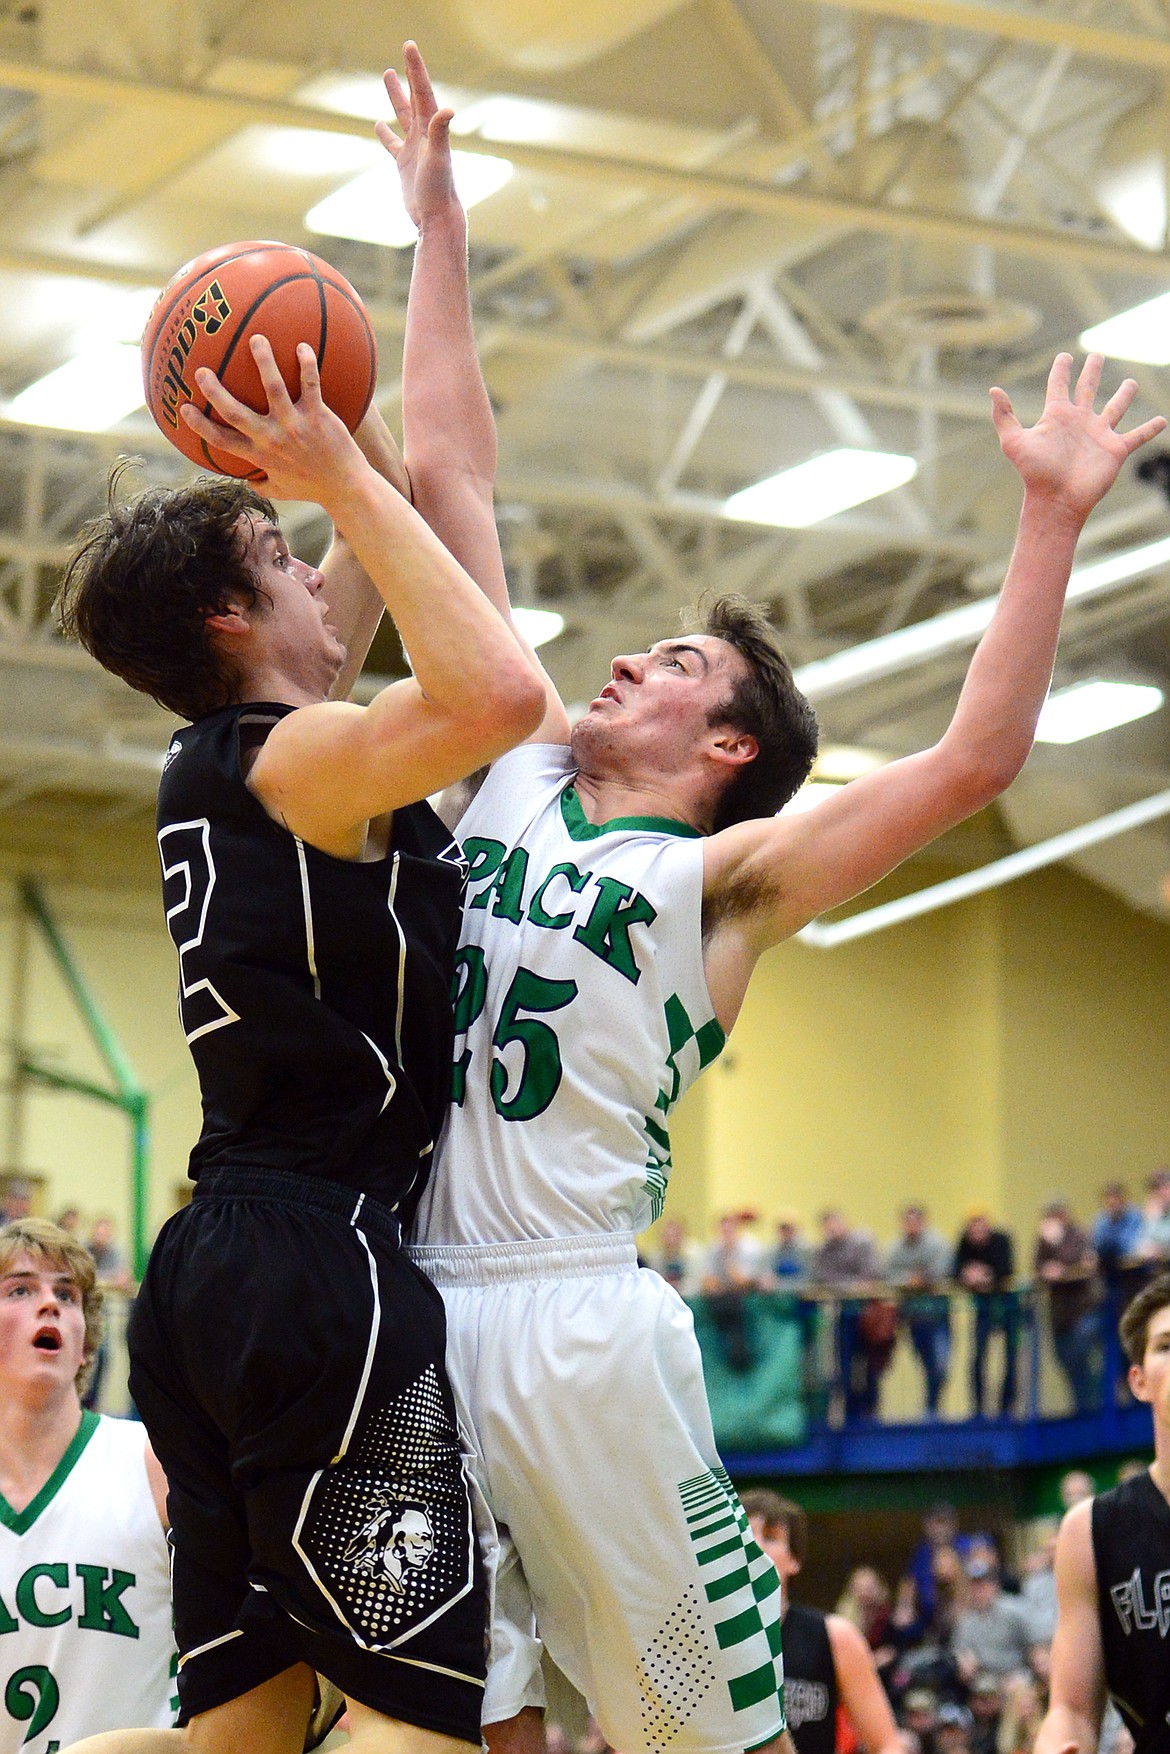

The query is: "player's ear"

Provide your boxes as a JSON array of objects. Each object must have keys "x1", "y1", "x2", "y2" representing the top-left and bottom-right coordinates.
[
  {"x1": 709, "y1": 725, "x2": 758, "y2": 769},
  {"x1": 1128, "y1": 1360, "x2": 1150, "y2": 1403},
  {"x1": 205, "y1": 601, "x2": 251, "y2": 638}
]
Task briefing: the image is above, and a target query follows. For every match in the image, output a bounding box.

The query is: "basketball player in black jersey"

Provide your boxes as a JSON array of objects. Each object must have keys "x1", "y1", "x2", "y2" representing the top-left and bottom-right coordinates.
[
  {"x1": 743, "y1": 1491, "x2": 901, "y2": 1754},
  {"x1": 1035, "y1": 1274, "x2": 1170, "y2": 1754},
  {"x1": 55, "y1": 329, "x2": 544, "y2": 1754}
]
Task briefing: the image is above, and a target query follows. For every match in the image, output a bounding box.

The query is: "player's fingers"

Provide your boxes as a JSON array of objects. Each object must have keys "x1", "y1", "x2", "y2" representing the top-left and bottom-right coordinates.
[
  {"x1": 1120, "y1": 413, "x2": 1168, "y2": 456},
  {"x1": 249, "y1": 335, "x2": 295, "y2": 415},
  {"x1": 383, "y1": 68, "x2": 412, "y2": 130},
  {"x1": 1046, "y1": 351, "x2": 1073, "y2": 403},
  {"x1": 988, "y1": 386, "x2": 1020, "y2": 435},
  {"x1": 294, "y1": 342, "x2": 323, "y2": 407},
  {"x1": 374, "y1": 119, "x2": 402, "y2": 160},
  {"x1": 429, "y1": 109, "x2": 454, "y2": 148},
  {"x1": 1099, "y1": 377, "x2": 1138, "y2": 427},
  {"x1": 404, "y1": 40, "x2": 438, "y2": 119},
  {"x1": 180, "y1": 402, "x2": 257, "y2": 461},
  {"x1": 1074, "y1": 350, "x2": 1103, "y2": 407},
  {"x1": 191, "y1": 365, "x2": 262, "y2": 434}
]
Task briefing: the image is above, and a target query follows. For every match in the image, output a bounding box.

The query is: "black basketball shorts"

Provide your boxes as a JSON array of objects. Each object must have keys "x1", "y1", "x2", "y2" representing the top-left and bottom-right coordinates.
[{"x1": 128, "y1": 1167, "x2": 487, "y2": 1741}]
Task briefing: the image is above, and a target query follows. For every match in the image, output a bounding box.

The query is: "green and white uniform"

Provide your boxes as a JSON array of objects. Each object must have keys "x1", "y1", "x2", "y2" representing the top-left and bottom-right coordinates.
[
  {"x1": 411, "y1": 743, "x2": 786, "y2": 1754},
  {"x1": 0, "y1": 1412, "x2": 177, "y2": 1754}
]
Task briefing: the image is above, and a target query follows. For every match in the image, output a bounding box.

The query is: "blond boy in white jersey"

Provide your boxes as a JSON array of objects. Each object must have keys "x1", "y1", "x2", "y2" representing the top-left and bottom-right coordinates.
[
  {"x1": 385, "y1": 41, "x2": 1165, "y2": 1754},
  {"x1": 0, "y1": 1219, "x2": 175, "y2": 1753}
]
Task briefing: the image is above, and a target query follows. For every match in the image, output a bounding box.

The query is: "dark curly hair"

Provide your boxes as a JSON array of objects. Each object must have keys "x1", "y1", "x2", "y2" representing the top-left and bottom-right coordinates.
[
  {"x1": 683, "y1": 594, "x2": 819, "y2": 829},
  {"x1": 57, "y1": 461, "x2": 277, "y2": 722}
]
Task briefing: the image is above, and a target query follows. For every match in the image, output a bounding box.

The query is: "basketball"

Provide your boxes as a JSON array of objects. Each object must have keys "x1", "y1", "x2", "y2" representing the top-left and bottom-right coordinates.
[{"x1": 141, "y1": 240, "x2": 378, "y2": 479}]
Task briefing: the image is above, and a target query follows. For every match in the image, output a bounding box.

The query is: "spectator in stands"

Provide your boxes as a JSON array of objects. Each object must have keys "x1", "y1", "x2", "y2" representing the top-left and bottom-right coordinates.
[
  {"x1": 953, "y1": 1557, "x2": 1037, "y2": 1682},
  {"x1": 770, "y1": 1210, "x2": 809, "y2": 1283},
  {"x1": 644, "y1": 1214, "x2": 701, "y2": 1297},
  {"x1": 1057, "y1": 1467, "x2": 1094, "y2": 1510},
  {"x1": 1018, "y1": 1519, "x2": 1059, "y2": 1645},
  {"x1": 700, "y1": 1211, "x2": 765, "y2": 1372},
  {"x1": 1137, "y1": 1166, "x2": 1170, "y2": 1264},
  {"x1": 82, "y1": 1213, "x2": 132, "y2": 1411},
  {"x1": 743, "y1": 1491, "x2": 901, "y2": 1754},
  {"x1": 901, "y1": 1689, "x2": 940, "y2": 1754},
  {"x1": 0, "y1": 1178, "x2": 33, "y2": 1226},
  {"x1": 1091, "y1": 1182, "x2": 1145, "y2": 1290},
  {"x1": 966, "y1": 1672, "x2": 1003, "y2": 1754},
  {"x1": 953, "y1": 1211, "x2": 1019, "y2": 1417},
  {"x1": 810, "y1": 1208, "x2": 887, "y2": 1422},
  {"x1": 887, "y1": 1204, "x2": 953, "y2": 1416},
  {"x1": 934, "y1": 1702, "x2": 974, "y2": 1754},
  {"x1": 54, "y1": 1204, "x2": 81, "y2": 1236},
  {"x1": 906, "y1": 1503, "x2": 962, "y2": 1624},
  {"x1": 1033, "y1": 1200, "x2": 1102, "y2": 1413}
]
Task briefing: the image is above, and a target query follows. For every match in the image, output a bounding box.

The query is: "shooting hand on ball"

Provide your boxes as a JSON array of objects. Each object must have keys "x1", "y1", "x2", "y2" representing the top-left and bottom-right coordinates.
[
  {"x1": 181, "y1": 336, "x2": 364, "y2": 504},
  {"x1": 376, "y1": 40, "x2": 459, "y2": 232}
]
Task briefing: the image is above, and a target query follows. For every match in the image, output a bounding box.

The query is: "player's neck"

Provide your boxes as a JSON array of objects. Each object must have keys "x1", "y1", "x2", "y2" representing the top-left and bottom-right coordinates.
[
  {"x1": 572, "y1": 769, "x2": 710, "y2": 834},
  {"x1": 1148, "y1": 1441, "x2": 1170, "y2": 1504},
  {"x1": 237, "y1": 664, "x2": 325, "y2": 710},
  {"x1": 0, "y1": 1386, "x2": 84, "y2": 1513}
]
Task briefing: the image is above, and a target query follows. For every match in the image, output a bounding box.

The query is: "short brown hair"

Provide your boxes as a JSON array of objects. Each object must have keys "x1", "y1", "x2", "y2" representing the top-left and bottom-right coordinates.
[
  {"x1": 1120, "y1": 1272, "x2": 1170, "y2": 1366},
  {"x1": 0, "y1": 1217, "x2": 104, "y2": 1391},
  {"x1": 57, "y1": 461, "x2": 277, "y2": 722},
  {"x1": 740, "y1": 1488, "x2": 808, "y2": 1564},
  {"x1": 684, "y1": 594, "x2": 819, "y2": 830}
]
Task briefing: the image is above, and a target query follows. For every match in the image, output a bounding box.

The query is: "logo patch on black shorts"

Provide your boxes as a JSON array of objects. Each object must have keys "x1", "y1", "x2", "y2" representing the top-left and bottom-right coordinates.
[{"x1": 294, "y1": 1364, "x2": 475, "y2": 1648}]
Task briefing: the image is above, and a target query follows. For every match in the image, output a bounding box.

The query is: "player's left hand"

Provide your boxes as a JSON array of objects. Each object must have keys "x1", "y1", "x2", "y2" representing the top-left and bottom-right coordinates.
[
  {"x1": 990, "y1": 352, "x2": 1166, "y2": 524},
  {"x1": 376, "y1": 40, "x2": 459, "y2": 232}
]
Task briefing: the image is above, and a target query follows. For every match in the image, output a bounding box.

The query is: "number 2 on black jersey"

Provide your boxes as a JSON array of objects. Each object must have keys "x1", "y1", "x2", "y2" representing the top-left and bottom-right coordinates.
[{"x1": 158, "y1": 819, "x2": 240, "y2": 1044}]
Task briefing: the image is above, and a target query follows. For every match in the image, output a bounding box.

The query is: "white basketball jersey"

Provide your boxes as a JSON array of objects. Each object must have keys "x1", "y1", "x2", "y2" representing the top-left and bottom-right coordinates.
[
  {"x1": 414, "y1": 744, "x2": 724, "y2": 1244},
  {"x1": 0, "y1": 1413, "x2": 176, "y2": 1754}
]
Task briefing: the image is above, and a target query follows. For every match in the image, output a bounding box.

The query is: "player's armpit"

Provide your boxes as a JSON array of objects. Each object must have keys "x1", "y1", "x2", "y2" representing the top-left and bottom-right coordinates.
[{"x1": 248, "y1": 683, "x2": 539, "y2": 855}]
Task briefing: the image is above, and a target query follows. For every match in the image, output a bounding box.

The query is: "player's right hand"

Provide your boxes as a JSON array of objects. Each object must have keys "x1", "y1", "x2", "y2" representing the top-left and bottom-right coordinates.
[{"x1": 181, "y1": 336, "x2": 365, "y2": 503}]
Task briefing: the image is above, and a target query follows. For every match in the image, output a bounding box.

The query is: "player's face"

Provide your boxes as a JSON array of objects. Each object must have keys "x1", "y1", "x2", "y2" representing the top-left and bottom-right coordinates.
[
  {"x1": 1130, "y1": 1304, "x2": 1170, "y2": 1420},
  {"x1": 749, "y1": 1513, "x2": 801, "y2": 1596},
  {"x1": 574, "y1": 635, "x2": 749, "y2": 775},
  {"x1": 0, "y1": 1252, "x2": 87, "y2": 1399},
  {"x1": 238, "y1": 516, "x2": 344, "y2": 690},
  {"x1": 398, "y1": 1511, "x2": 434, "y2": 1568}
]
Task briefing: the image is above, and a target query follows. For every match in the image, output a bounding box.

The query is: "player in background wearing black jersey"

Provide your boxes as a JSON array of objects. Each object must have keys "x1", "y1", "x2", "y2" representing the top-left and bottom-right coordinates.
[
  {"x1": 1034, "y1": 1274, "x2": 1170, "y2": 1754},
  {"x1": 54, "y1": 327, "x2": 544, "y2": 1754},
  {"x1": 743, "y1": 1491, "x2": 901, "y2": 1754}
]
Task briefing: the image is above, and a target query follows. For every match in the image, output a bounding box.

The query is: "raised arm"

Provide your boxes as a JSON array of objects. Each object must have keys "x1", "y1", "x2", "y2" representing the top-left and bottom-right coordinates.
[
  {"x1": 322, "y1": 404, "x2": 412, "y2": 702},
  {"x1": 1032, "y1": 1501, "x2": 1107, "y2": 1754},
  {"x1": 380, "y1": 41, "x2": 569, "y2": 745},
  {"x1": 826, "y1": 1616, "x2": 901, "y2": 1754},
  {"x1": 703, "y1": 354, "x2": 1165, "y2": 1021},
  {"x1": 181, "y1": 338, "x2": 544, "y2": 851}
]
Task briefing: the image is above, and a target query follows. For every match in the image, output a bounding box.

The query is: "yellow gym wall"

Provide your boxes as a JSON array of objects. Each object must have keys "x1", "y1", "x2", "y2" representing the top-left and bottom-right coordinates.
[{"x1": 664, "y1": 861, "x2": 1170, "y2": 1258}]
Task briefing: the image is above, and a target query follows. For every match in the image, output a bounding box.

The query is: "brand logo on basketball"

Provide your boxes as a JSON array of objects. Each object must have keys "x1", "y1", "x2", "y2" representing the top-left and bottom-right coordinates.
[{"x1": 156, "y1": 279, "x2": 232, "y2": 428}]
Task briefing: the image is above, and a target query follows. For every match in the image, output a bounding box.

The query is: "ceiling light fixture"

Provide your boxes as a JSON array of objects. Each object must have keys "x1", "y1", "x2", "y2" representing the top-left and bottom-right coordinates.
[
  {"x1": 724, "y1": 448, "x2": 917, "y2": 528},
  {"x1": 8, "y1": 343, "x2": 146, "y2": 431},
  {"x1": 306, "y1": 151, "x2": 514, "y2": 247},
  {"x1": 1079, "y1": 292, "x2": 1170, "y2": 365},
  {"x1": 513, "y1": 606, "x2": 565, "y2": 648},
  {"x1": 1034, "y1": 678, "x2": 1164, "y2": 744}
]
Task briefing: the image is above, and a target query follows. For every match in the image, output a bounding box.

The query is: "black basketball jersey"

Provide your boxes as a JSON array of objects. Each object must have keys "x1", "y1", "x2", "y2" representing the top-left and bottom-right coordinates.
[
  {"x1": 781, "y1": 1603, "x2": 838, "y2": 1754},
  {"x1": 1092, "y1": 1471, "x2": 1170, "y2": 1753},
  {"x1": 156, "y1": 703, "x2": 467, "y2": 1210}
]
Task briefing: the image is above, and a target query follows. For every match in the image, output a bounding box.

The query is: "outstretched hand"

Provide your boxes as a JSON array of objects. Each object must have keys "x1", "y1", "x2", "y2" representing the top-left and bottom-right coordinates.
[
  {"x1": 180, "y1": 336, "x2": 362, "y2": 504},
  {"x1": 991, "y1": 352, "x2": 1166, "y2": 524},
  {"x1": 376, "y1": 40, "x2": 458, "y2": 231}
]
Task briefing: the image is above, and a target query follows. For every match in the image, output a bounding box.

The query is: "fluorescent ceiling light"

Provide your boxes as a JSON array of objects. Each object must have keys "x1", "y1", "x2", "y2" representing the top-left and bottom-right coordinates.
[
  {"x1": 8, "y1": 343, "x2": 145, "y2": 431},
  {"x1": 814, "y1": 744, "x2": 888, "y2": 782},
  {"x1": 780, "y1": 780, "x2": 844, "y2": 815},
  {"x1": 1034, "y1": 679, "x2": 1163, "y2": 744},
  {"x1": 513, "y1": 606, "x2": 565, "y2": 648},
  {"x1": 305, "y1": 151, "x2": 513, "y2": 247},
  {"x1": 1080, "y1": 291, "x2": 1170, "y2": 365},
  {"x1": 249, "y1": 126, "x2": 382, "y2": 179},
  {"x1": 725, "y1": 448, "x2": 917, "y2": 528}
]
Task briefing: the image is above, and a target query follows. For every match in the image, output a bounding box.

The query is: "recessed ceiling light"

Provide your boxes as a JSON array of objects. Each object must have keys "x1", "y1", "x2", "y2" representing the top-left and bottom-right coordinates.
[
  {"x1": 513, "y1": 606, "x2": 565, "y2": 648},
  {"x1": 1079, "y1": 292, "x2": 1170, "y2": 365},
  {"x1": 305, "y1": 151, "x2": 513, "y2": 248},
  {"x1": 1034, "y1": 679, "x2": 1164, "y2": 744},
  {"x1": 725, "y1": 448, "x2": 918, "y2": 528},
  {"x1": 8, "y1": 343, "x2": 145, "y2": 431}
]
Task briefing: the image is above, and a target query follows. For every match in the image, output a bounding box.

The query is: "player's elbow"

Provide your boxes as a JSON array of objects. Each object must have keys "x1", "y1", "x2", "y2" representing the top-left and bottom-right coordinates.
[
  {"x1": 466, "y1": 658, "x2": 546, "y2": 748},
  {"x1": 936, "y1": 734, "x2": 1027, "y2": 811}
]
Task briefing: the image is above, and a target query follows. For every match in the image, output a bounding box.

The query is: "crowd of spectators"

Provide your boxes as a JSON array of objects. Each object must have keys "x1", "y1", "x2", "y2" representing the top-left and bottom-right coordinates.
[
  {"x1": 645, "y1": 1171, "x2": 1170, "y2": 1422},
  {"x1": 546, "y1": 1480, "x2": 1140, "y2": 1754}
]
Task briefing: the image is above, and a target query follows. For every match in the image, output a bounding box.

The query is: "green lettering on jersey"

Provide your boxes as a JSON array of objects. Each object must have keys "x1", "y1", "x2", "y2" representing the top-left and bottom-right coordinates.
[
  {"x1": 473, "y1": 846, "x2": 529, "y2": 923},
  {"x1": 463, "y1": 837, "x2": 507, "y2": 890},
  {"x1": 573, "y1": 876, "x2": 657, "y2": 984},
  {"x1": 76, "y1": 1565, "x2": 139, "y2": 1638},
  {"x1": 0, "y1": 1585, "x2": 18, "y2": 1634},
  {"x1": 15, "y1": 1564, "x2": 70, "y2": 1628},
  {"x1": 528, "y1": 862, "x2": 588, "y2": 929}
]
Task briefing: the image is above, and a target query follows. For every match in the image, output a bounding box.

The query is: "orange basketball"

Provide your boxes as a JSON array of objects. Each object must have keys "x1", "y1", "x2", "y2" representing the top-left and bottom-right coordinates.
[{"x1": 141, "y1": 240, "x2": 377, "y2": 479}]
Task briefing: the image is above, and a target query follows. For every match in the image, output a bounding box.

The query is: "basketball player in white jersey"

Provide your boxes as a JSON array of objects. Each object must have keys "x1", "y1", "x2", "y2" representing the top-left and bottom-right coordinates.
[
  {"x1": 382, "y1": 40, "x2": 1167, "y2": 1754},
  {"x1": 0, "y1": 1218, "x2": 175, "y2": 1754}
]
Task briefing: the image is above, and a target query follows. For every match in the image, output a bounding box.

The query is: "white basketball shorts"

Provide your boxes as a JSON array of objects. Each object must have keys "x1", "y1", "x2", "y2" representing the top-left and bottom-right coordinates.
[{"x1": 408, "y1": 1233, "x2": 787, "y2": 1754}]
